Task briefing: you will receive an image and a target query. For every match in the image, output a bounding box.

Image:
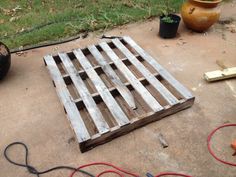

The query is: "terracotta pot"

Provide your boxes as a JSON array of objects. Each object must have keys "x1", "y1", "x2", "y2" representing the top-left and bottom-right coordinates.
[{"x1": 181, "y1": 0, "x2": 222, "y2": 32}]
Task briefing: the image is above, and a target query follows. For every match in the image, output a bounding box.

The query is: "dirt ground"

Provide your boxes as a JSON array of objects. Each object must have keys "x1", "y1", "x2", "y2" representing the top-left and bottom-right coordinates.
[{"x1": 1, "y1": 1, "x2": 236, "y2": 177}]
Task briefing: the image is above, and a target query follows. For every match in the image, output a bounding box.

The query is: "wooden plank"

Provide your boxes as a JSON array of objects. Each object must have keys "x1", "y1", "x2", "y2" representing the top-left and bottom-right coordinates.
[
  {"x1": 75, "y1": 73, "x2": 160, "y2": 109},
  {"x1": 81, "y1": 98, "x2": 194, "y2": 152},
  {"x1": 204, "y1": 67, "x2": 236, "y2": 82},
  {"x1": 44, "y1": 55, "x2": 90, "y2": 142},
  {"x1": 58, "y1": 53, "x2": 110, "y2": 134},
  {"x1": 99, "y1": 42, "x2": 163, "y2": 112},
  {"x1": 62, "y1": 54, "x2": 140, "y2": 84},
  {"x1": 112, "y1": 38, "x2": 179, "y2": 106},
  {"x1": 73, "y1": 49, "x2": 130, "y2": 126},
  {"x1": 88, "y1": 45, "x2": 136, "y2": 109},
  {"x1": 53, "y1": 40, "x2": 119, "y2": 63},
  {"x1": 123, "y1": 36, "x2": 193, "y2": 100}
]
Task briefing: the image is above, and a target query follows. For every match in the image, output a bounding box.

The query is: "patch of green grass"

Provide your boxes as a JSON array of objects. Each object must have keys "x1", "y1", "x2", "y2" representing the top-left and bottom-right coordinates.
[{"x1": 0, "y1": 0, "x2": 184, "y2": 49}]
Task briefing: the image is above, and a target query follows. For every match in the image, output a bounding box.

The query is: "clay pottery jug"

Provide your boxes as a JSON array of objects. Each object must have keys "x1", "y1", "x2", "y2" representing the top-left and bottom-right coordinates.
[
  {"x1": 181, "y1": 0, "x2": 222, "y2": 32},
  {"x1": 0, "y1": 42, "x2": 11, "y2": 80}
]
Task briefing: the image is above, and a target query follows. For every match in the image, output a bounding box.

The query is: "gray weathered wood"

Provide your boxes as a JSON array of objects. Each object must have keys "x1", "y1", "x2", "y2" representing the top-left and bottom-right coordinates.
[
  {"x1": 59, "y1": 53, "x2": 110, "y2": 134},
  {"x1": 61, "y1": 55, "x2": 143, "y2": 85},
  {"x1": 44, "y1": 55, "x2": 90, "y2": 142},
  {"x1": 81, "y1": 98, "x2": 194, "y2": 152},
  {"x1": 88, "y1": 45, "x2": 136, "y2": 109},
  {"x1": 75, "y1": 73, "x2": 160, "y2": 109},
  {"x1": 73, "y1": 49, "x2": 130, "y2": 126},
  {"x1": 44, "y1": 37, "x2": 195, "y2": 153},
  {"x1": 123, "y1": 36, "x2": 193, "y2": 100},
  {"x1": 99, "y1": 42, "x2": 163, "y2": 112},
  {"x1": 62, "y1": 54, "x2": 140, "y2": 84},
  {"x1": 112, "y1": 38, "x2": 179, "y2": 106}
]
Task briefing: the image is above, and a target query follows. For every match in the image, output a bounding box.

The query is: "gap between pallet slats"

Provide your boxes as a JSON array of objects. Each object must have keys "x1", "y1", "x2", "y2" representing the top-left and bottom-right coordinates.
[
  {"x1": 112, "y1": 38, "x2": 179, "y2": 106},
  {"x1": 80, "y1": 98, "x2": 194, "y2": 152},
  {"x1": 62, "y1": 54, "x2": 140, "y2": 84},
  {"x1": 44, "y1": 55, "x2": 90, "y2": 142},
  {"x1": 75, "y1": 73, "x2": 161, "y2": 109},
  {"x1": 99, "y1": 42, "x2": 164, "y2": 112},
  {"x1": 73, "y1": 49, "x2": 130, "y2": 126},
  {"x1": 123, "y1": 36, "x2": 194, "y2": 100},
  {"x1": 88, "y1": 45, "x2": 136, "y2": 109},
  {"x1": 59, "y1": 53, "x2": 110, "y2": 134}
]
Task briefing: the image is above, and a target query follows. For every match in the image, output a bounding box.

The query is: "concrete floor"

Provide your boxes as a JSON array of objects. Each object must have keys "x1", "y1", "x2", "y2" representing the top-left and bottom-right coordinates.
[{"x1": 1, "y1": 1, "x2": 236, "y2": 177}]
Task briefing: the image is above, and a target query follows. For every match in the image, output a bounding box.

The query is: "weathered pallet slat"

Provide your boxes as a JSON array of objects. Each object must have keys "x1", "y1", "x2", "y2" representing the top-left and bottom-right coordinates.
[
  {"x1": 74, "y1": 72, "x2": 161, "y2": 110},
  {"x1": 100, "y1": 42, "x2": 163, "y2": 112},
  {"x1": 59, "y1": 53, "x2": 110, "y2": 134},
  {"x1": 73, "y1": 49, "x2": 130, "y2": 126},
  {"x1": 88, "y1": 45, "x2": 136, "y2": 109},
  {"x1": 112, "y1": 38, "x2": 179, "y2": 106},
  {"x1": 123, "y1": 36, "x2": 193, "y2": 99},
  {"x1": 44, "y1": 36, "x2": 194, "y2": 152},
  {"x1": 44, "y1": 55, "x2": 90, "y2": 142},
  {"x1": 62, "y1": 54, "x2": 140, "y2": 83}
]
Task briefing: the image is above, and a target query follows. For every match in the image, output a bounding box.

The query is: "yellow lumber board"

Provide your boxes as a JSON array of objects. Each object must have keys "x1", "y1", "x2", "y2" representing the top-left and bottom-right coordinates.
[{"x1": 204, "y1": 67, "x2": 236, "y2": 82}]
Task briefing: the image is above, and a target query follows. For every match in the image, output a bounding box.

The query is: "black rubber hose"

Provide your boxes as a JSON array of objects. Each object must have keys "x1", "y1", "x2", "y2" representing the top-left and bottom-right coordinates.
[
  {"x1": 4, "y1": 142, "x2": 95, "y2": 177},
  {"x1": 10, "y1": 34, "x2": 82, "y2": 54}
]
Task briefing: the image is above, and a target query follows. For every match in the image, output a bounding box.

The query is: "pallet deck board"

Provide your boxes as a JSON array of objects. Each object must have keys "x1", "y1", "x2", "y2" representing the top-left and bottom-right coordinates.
[
  {"x1": 100, "y1": 42, "x2": 164, "y2": 112},
  {"x1": 88, "y1": 45, "x2": 136, "y2": 109},
  {"x1": 112, "y1": 38, "x2": 179, "y2": 106},
  {"x1": 44, "y1": 36, "x2": 194, "y2": 152},
  {"x1": 59, "y1": 53, "x2": 110, "y2": 134},
  {"x1": 123, "y1": 36, "x2": 193, "y2": 100},
  {"x1": 73, "y1": 48, "x2": 130, "y2": 127},
  {"x1": 44, "y1": 55, "x2": 90, "y2": 142}
]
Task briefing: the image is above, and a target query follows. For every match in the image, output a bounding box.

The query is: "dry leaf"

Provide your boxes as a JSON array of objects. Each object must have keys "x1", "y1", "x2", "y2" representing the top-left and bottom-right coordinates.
[
  {"x1": 49, "y1": 8, "x2": 55, "y2": 13},
  {"x1": 1, "y1": 5, "x2": 22, "y2": 16},
  {"x1": 0, "y1": 19, "x2": 5, "y2": 24},
  {"x1": 9, "y1": 16, "x2": 21, "y2": 22},
  {"x1": 12, "y1": 5, "x2": 22, "y2": 12},
  {"x1": 225, "y1": 24, "x2": 236, "y2": 33}
]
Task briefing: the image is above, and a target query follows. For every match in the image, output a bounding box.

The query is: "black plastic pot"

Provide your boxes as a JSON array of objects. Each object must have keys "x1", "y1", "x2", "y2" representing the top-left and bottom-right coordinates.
[
  {"x1": 0, "y1": 42, "x2": 11, "y2": 80},
  {"x1": 159, "y1": 14, "x2": 181, "y2": 39}
]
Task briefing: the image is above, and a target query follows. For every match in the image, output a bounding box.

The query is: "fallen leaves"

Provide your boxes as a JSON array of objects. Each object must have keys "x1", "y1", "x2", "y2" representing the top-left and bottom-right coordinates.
[
  {"x1": 0, "y1": 19, "x2": 5, "y2": 24},
  {"x1": 9, "y1": 16, "x2": 21, "y2": 22},
  {"x1": 225, "y1": 24, "x2": 236, "y2": 33},
  {"x1": 16, "y1": 46, "x2": 27, "y2": 56},
  {"x1": 0, "y1": 5, "x2": 22, "y2": 17}
]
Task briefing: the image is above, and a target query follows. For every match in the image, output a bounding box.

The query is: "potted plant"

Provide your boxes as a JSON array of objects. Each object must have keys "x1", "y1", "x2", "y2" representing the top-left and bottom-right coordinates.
[{"x1": 159, "y1": 0, "x2": 181, "y2": 38}]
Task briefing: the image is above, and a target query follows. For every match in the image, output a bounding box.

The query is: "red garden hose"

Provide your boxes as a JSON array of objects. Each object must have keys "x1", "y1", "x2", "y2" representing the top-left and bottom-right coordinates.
[
  {"x1": 97, "y1": 170, "x2": 124, "y2": 177},
  {"x1": 155, "y1": 172, "x2": 192, "y2": 177},
  {"x1": 69, "y1": 124, "x2": 236, "y2": 177},
  {"x1": 207, "y1": 123, "x2": 236, "y2": 166},
  {"x1": 69, "y1": 162, "x2": 140, "y2": 177}
]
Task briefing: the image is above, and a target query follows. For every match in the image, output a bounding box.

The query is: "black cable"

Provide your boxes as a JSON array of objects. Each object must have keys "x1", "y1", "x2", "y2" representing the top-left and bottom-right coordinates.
[
  {"x1": 9, "y1": 31, "x2": 89, "y2": 54},
  {"x1": 10, "y1": 35, "x2": 81, "y2": 54},
  {"x1": 4, "y1": 142, "x2": 95, "y2": 177},
  {"x1": 100, "y1": 34, "x2": 122, "y2": 39}
]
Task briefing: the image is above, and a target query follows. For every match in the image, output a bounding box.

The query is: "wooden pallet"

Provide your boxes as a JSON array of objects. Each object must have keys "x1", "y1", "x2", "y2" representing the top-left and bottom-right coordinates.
[{"x1": 44, "y1": 36, "x2": 194, "y2": 152}]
